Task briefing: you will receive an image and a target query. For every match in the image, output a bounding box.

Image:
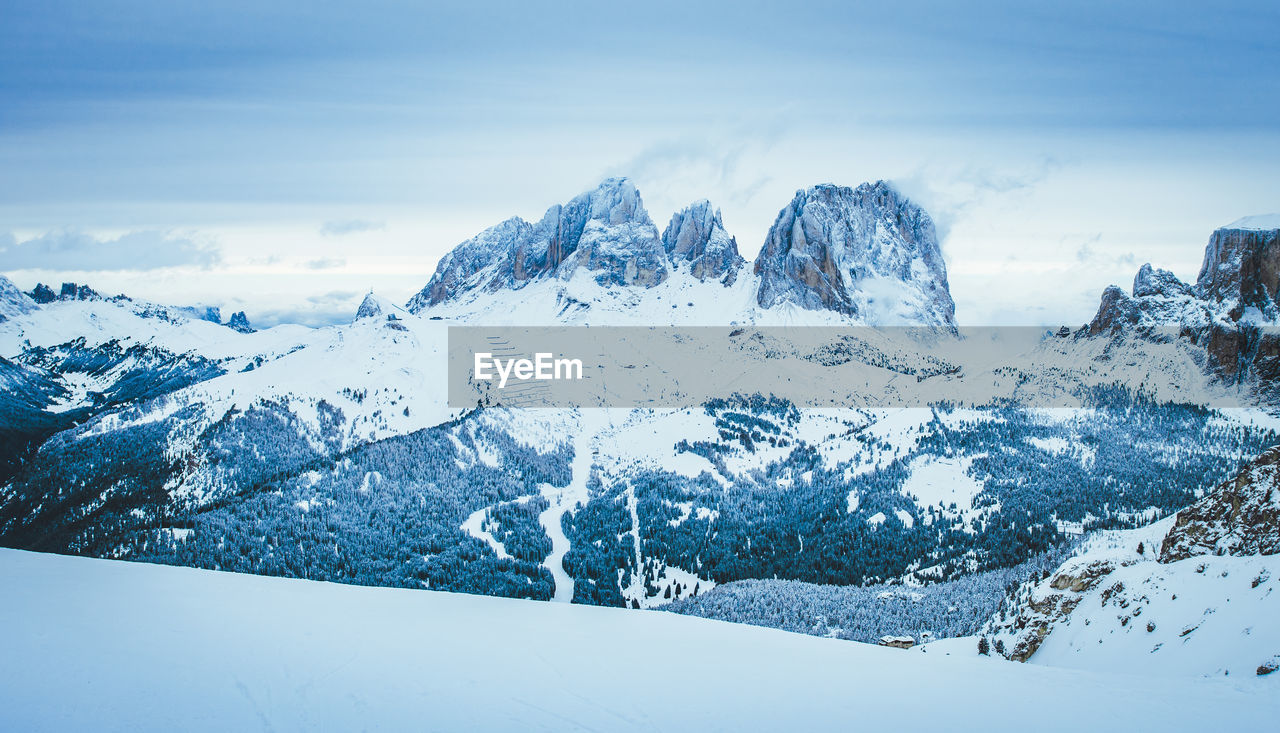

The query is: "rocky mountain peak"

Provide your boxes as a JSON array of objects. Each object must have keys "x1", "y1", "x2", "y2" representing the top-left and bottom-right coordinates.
[
  {"x1": 407, "y1": 178, "x2": 669, "y2": 313},
  {"x1": 354, "y1": 292, "x2": 409, "y2": 323},
  {"x1": 1195, "y1": 221, "x2": 1280, "y2": 319},
  {"x1": 29, "y1": 283, "x2": 57, "y2": 304},
  {"x1": 355, "y1": 293, "x2": 385, "y2": 320},
  {"x1": 662, "y1": 200, "x2": 745, "y2": 284},
  {"x1": 408, "y1": 217, "x2": 533, "y2": 310},
  {"x1": 753, "y1": 181, "x2": 956, "y2": 329},
  {"x1": 1132, "y1": 263, "x2": 1192, "y2": 298},
  {"x1": 578, "y1": 176, "x2": 650, "y2": 227},
  {"x1": 227, "y1": 311, "x2": 255, "y2": 334},
  {"x1": 1086, "y1": 223, "x2": 1280, "y2": 335},
  {"x1": 524, "y1": 176, "x2": 667, "y2": 288},
  {"x1": 26, "y1": 281, "x2": 101, "y2": 304}
]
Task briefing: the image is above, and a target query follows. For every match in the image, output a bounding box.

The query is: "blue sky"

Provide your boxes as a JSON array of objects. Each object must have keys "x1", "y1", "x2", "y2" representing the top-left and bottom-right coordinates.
[{"x1": 2, "y1": 1, "x2": 1278, "y2": 325}]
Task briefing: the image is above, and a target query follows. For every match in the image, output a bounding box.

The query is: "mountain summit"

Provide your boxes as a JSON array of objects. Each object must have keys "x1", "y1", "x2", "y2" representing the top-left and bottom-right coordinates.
[
  {"x1": 662, "y1": 200, "x2": 745, "y2": 284},
  {"x1": 408, "y1": 178, "x2": 957, "y2": 328},
  {"x1": 1195, "y1": 219, "x2": 1280, "y2": 320},
  {"x1": 753, "y1": 182, "x2": 956, "y2": 330},
  {"x1": 407, "y1": 178, "x2": 669, "y2": 312}
]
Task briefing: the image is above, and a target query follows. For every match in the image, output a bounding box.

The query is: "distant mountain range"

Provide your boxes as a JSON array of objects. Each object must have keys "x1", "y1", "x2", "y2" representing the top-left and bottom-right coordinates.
[{"x1": 2, "y1": 179, "x2": 1279, "y2": 662}]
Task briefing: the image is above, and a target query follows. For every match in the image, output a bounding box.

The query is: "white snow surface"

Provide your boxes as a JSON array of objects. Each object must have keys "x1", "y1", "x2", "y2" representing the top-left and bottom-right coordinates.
[
  {"x1": 1225, "y1": 214, "x2": 1280, "y2": 231},
  {"x1": 900, "y1": 454, "x2": 986, "y2": 526},
  {"x1": 1030, "y1": 552, "x2": 1280, "y2": 679},
  {"x1": 990, "y1": 517, "x2": 1280, "y2": 680},
  {"x1": 1, "y1": 549, "x2": 1274, "y2": 733}
]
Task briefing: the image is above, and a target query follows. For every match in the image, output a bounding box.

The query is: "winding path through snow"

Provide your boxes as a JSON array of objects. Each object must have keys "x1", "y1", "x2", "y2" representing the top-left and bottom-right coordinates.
[
  {"x1": 460, "y1": 505, "x2": 511, "y2": 560},
  {"x1": 538, "y1": 409, "x2": 609, "y2": 602}
]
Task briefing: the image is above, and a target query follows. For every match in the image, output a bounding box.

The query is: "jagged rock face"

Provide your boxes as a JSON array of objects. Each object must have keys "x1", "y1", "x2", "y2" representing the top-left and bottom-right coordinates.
[
  {"x1": 227, "y1": 311, "x2": 255, "y2": 334},
  {"x1": 753, "y1": 182, "x2": 956, "y2": 329},
  {"x1": 67, "y1": 283, "x2": 99, "y2": 300},
  {"x1": 1087, "y1": 265, "x2": 1203, "y2": 335},
  {"x1": 47, "y1": 282, "x2": 100, "y2": 301},
  {"x1": 407, "y1": 178, "x2": 669, "y2": 311},
  {"x1": 662, "y1": 201, "x2": 745, "y2": 284},
  {"x1": 1133, "y1": 264, "x2": 1192, "y2": 298},
  {"x1": 29, "y1": 283, "x2": 57, "y2": 304},
  {"x1": 522, "y1": 177, "x2": 667, "y2": 288},
  {"x1": 1086, "y1": 224, "x2": 1280, "y2": 391},
  {"x1": 1160, "y1": 446, "x2": 1280, "y2": 562},
  {"x1": 1087, "y1": 286, "x2": 1142, "y2": 335},
  {"x1": 409, "y1": 177, "x2": 960, "y2": 326},
  {"x1": 0, "y1": 275, "x2": 37, "y2": 322},
  {"x1": 1196, "y1": 226, "x2": 1280, "y2": 319},
  {"x1": 410, "y1": 218, "x2": 533, "y2": 309}
]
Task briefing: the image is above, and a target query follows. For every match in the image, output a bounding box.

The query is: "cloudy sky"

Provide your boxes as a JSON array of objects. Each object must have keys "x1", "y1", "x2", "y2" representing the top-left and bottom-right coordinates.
[{"x1": 2, "y1": 1, "x2": 1278, "y2": 326}]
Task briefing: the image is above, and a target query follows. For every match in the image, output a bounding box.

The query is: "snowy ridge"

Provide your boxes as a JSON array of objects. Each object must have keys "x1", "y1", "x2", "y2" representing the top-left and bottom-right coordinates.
[
  {"x1": 0, "y1": 275, "x2": 37, "y2": 322},
  {"x1": 1225, "y1": 214, "x2": 1280, "y2": 231}
]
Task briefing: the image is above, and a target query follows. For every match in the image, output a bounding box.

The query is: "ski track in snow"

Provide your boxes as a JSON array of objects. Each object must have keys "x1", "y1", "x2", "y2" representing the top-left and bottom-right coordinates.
[
  {"x1": 538, "y1": 409, "x2": 608, "y2": 602},
  {"x1": 460, "y1": 505, "x2": 511, "y2": 560}
]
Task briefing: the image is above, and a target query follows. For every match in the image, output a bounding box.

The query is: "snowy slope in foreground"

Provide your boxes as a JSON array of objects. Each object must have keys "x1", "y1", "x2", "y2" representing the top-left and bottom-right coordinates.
[{"x1": 1, "y1": 550, "x2": 1275, "y2": 733}]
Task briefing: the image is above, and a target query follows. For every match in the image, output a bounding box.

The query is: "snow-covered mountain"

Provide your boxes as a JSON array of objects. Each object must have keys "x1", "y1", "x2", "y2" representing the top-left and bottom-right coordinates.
[
  {"x1": 1087, "y1": 217, "x2": 1280, "y2": 393},
  {"x1": 352, "y1": 291, "x2": 410, "y2": 322},
  {"x1": 662, "y1": 199, "x2": 746, "y2": 284},
  {"x1": 407, "y1": 178, "x2": 956, "y2": 327},
  {"x1": 1090, "y1": 218, "x2": 1280, "y2": 333},
  {"x1": 0, "y1": 275, "x2": 37, "y2": 323},
  {"x1": 754, "y1": 182, "x2": 956, "y2": 330},
  {"x1": 406, "y1": 178, "x2": 673, "y2": 313}
]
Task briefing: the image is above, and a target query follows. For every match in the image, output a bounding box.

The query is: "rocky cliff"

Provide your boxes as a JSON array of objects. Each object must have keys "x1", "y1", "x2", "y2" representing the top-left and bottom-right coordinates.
[
  {"x1": 408, "y1": 178, "x2": 958, "y2": 328},
  {"x1": 753, "y1": 182, "x2": 956, "y2": 330},
  {"x1": 1087, "y1": 219, "x2": 1280, "y2": 391},
  {"x1": 1160, "y1": 446, "x2": 1280, "y2": 562},
  {"x1": 662, "y1": 200, "x2": 745, "y2": 284},
  {"x1": 985, "y1": 444, "x2": 1280, "y2": 673},
  {"x1": 407, "y1": 178, "x2": 670, "y2": 312}
]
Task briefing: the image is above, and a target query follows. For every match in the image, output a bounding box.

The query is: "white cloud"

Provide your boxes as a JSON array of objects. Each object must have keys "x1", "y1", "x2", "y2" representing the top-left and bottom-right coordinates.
[
  {"x1": 320, "y1": 220, "x2": 385, "y2": 237},
  {"x1": 0, "y1": 229, "x2": 220, "y2": 271}
]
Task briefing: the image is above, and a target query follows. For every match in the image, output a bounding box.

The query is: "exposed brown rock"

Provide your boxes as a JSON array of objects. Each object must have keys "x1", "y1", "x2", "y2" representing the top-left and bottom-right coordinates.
[{"x1": 1159, "y1": 446, "x2": 1280, "y2": 562}]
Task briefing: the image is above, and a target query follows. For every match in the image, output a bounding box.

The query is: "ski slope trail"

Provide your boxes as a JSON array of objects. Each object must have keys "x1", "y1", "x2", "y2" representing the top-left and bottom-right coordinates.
[
  {"x1": 460, "y1": 505, "x2": 512, "y2": 560},
  {"x1": 539, "y1": 408, "x2": 611, "y2": 602}
]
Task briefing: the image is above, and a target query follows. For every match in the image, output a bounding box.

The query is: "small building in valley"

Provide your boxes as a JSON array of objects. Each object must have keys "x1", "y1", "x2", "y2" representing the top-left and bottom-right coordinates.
[{"x1": 878, "y1": 635, "x2": 915, "y2": 649}]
